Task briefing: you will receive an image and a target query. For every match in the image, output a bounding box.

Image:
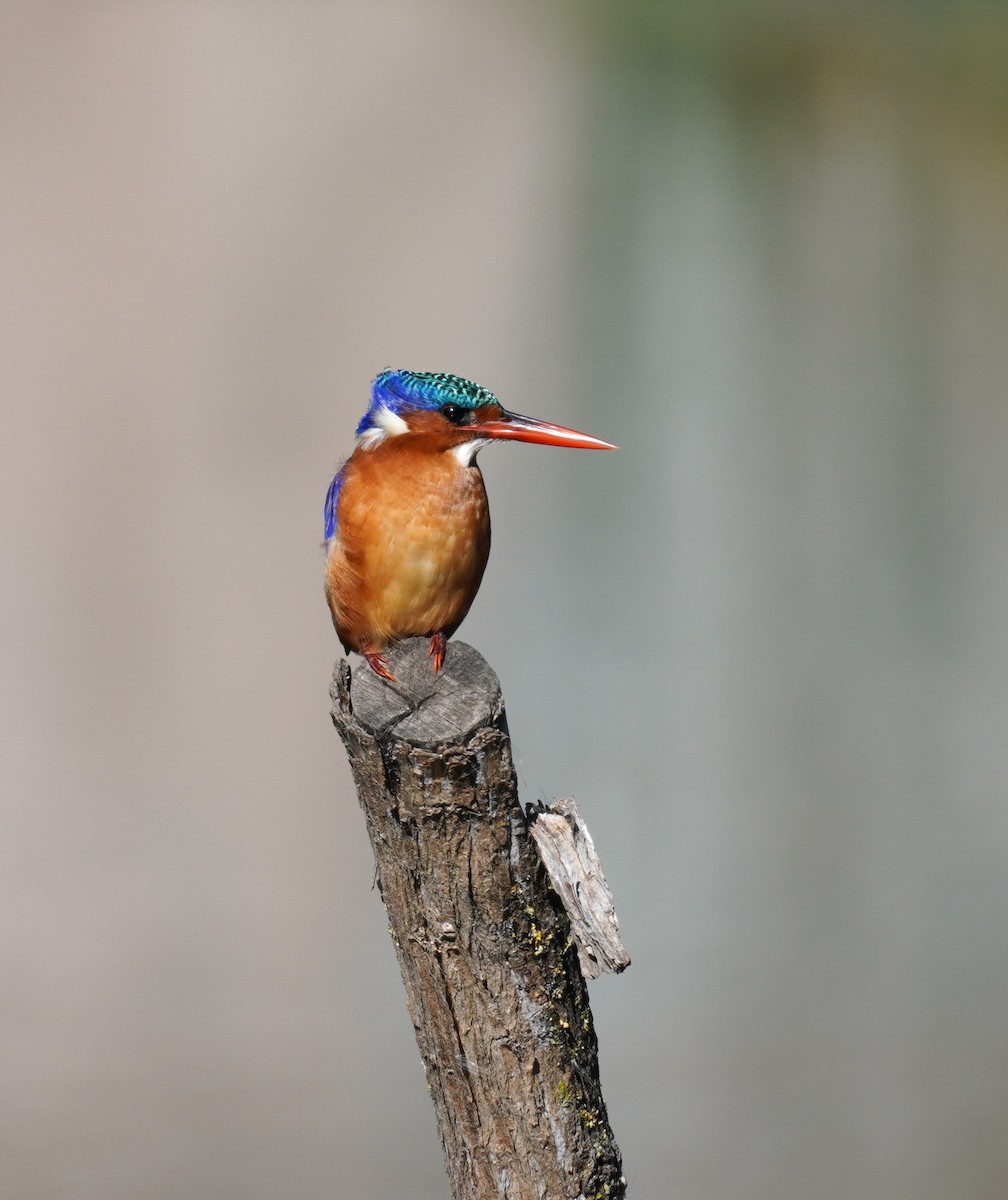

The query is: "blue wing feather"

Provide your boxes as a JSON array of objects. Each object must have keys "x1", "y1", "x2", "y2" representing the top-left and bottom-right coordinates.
[{"x1": 323, "y1": 467, "x2": 344, "y2": 540}]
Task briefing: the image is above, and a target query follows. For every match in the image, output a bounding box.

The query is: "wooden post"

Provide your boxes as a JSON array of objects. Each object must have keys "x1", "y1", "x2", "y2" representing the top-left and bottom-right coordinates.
[{"x1": 331, "y1": 638, "x2": 627, "y2": 1200}]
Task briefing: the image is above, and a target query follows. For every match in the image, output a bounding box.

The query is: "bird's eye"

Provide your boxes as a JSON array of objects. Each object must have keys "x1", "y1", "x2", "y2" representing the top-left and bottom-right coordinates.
[{"x1": 440, "y1": 404, "x2": 469, "y2": 425}]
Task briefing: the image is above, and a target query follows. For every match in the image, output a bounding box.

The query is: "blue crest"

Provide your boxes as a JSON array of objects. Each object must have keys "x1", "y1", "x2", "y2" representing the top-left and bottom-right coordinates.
[{"x1": 356, "y1": 369, "x2": 497, "y2": 438}]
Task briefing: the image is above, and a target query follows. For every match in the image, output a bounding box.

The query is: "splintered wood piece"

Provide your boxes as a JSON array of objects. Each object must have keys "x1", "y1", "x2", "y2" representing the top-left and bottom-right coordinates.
[{"x1": 528, "y1": 797, "x2": 630, "y2": 979}]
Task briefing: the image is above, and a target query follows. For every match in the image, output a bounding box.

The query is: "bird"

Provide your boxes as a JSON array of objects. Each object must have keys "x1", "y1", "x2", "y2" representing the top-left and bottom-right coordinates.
[{"x1": 323, "y1": 369, "x2": 616, "y2": 682}]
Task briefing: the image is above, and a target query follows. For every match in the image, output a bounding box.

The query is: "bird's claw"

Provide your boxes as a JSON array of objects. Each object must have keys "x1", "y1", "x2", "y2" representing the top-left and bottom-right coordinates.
[
  {"x1": 364, "y1": 650, "x2": 396, "y2": 682},
  {"x1": 429, "y1": 632, "x2": 447, "y2": 674}
]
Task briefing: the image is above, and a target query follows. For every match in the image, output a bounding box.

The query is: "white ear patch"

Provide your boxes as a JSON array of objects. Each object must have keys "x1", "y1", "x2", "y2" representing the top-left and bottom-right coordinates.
[
  {"x1": 450, "y1": 439, "x2": 491, "y2": 467},
  {"x1": 357, "y1": 404, "x2": 409, "y2": 449}
]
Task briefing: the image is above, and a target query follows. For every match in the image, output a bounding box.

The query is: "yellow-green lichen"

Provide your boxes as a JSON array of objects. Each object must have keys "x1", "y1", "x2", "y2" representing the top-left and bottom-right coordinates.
[
  {"x1": 590, "y1": 1184, "x2": 619, "y2": 1199},
  {"x1": 528, "y1": 920, "x2": 555, "y2": 957}
]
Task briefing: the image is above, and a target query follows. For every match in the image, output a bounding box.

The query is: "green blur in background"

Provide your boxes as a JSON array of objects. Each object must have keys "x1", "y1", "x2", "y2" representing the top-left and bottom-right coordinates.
[{"x1": 2, "y1": 3, "x2": 1007, "y2": 1198}]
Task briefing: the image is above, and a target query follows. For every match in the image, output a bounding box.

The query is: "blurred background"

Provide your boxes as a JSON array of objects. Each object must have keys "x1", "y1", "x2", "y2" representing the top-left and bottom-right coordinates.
[{"x1": 3, "y1": 3, "x2": 1008, "y2": 1197}]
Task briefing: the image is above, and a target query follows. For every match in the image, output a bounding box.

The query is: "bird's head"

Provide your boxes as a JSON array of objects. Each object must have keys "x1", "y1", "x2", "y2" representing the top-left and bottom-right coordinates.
[{"x1": 355, "y1": 370, "x2": 616, "y2": 464}]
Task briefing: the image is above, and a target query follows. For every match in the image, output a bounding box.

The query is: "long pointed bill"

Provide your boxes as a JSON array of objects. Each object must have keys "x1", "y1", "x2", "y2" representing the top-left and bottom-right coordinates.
[{"x1": 468, "y1": 408, "x2": 617, "y2": 450}]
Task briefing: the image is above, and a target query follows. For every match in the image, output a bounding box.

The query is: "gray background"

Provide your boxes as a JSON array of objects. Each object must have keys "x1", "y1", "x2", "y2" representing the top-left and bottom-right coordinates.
[{"x1": 3, "y1": 3, "x2": 1008, "y2": 1197}]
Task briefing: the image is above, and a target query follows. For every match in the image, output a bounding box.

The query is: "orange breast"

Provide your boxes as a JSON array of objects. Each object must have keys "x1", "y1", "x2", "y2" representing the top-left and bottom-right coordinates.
[{"x1": 325, "y1": 439, "x2": 491, "y2": 654}]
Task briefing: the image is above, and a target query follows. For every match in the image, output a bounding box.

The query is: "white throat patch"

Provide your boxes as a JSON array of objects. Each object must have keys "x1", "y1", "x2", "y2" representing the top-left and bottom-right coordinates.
[
  {"x1": 357, "y1": 404, "x2": 409, "y2": 449},
  {"x1": 450, "y1": 439, "x2": 491, "y2": 467}
]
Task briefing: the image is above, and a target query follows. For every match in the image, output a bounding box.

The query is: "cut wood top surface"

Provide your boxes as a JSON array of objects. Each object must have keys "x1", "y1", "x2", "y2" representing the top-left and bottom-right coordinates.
[{"x1": 347, "y1": 638, "x2": 503, "y2": 749}]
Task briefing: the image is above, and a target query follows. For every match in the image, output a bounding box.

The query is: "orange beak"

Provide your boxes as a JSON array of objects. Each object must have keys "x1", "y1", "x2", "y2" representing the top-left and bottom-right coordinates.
[{"x1": 469, "y1": 408, "x2": 617, "y2": 450}]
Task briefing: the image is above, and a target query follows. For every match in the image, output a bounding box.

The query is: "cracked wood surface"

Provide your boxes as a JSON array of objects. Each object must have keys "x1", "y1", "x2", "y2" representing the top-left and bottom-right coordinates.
[{"x1": 331, "y1": 638, "x2": 625, "y2": 1200}]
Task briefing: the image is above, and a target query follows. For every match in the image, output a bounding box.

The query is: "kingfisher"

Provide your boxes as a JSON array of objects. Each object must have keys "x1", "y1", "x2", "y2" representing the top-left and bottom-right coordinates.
[{"x1": 323, "y1": 369, "x2": 616, "y2": 681}]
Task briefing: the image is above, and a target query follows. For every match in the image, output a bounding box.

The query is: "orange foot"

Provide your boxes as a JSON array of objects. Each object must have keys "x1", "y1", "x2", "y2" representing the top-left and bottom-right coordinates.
[
  {"x1": 364, "y1": 649, "x2": 396, "y2": 682},
  {"x1": 428, "y1": 632, "x2": 447, "y2": 674}
]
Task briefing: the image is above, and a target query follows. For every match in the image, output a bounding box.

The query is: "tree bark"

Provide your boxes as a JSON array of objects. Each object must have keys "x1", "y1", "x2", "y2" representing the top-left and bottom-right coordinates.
[{"x1": 331, "y1": 638, "x2": 626, "y2": 1200}]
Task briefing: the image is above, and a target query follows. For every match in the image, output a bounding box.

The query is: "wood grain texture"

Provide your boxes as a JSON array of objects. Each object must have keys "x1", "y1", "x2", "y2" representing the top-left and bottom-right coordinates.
[{"x1": 331, "y1": 638, "x2": 625, "y2": 1200}]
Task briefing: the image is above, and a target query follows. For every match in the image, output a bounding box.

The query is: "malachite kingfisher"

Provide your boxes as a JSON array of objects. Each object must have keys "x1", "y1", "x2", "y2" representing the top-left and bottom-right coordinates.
[{"x1": 323, "y1": 369, "x2": 616, "y2": 682}]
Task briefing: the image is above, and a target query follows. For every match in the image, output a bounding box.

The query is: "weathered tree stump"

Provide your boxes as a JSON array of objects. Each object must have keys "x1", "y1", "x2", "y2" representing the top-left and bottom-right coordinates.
[{"x1": 331, "y1": 638, "x2": 626, "y2": 1200}]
